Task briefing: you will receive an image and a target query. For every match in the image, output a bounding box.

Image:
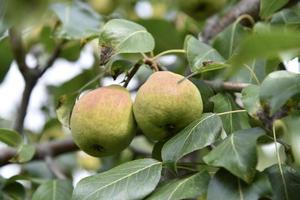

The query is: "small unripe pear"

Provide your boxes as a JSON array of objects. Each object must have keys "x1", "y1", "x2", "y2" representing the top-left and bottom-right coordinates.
[
  {"x1": 70, "y1": 85, "x2": 136, "y2": 157},
  {"x1": 133, "y1": 71, "x2": 203, "y2": 141}
]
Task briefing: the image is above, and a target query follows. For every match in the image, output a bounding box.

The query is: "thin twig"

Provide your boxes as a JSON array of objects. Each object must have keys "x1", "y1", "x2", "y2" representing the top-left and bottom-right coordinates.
[
  {"x1": 45, "y1": 155, "x2": 67, "y2": 179},
  {"x1": 123, "y1": 63, "x2": 141, "y2": 88},
  {"x1": 39, "y1": 40, "x2": 66, "y2": 76}
]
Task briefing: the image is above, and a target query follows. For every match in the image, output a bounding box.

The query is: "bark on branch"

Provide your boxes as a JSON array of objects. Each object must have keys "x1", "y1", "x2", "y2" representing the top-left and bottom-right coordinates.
[
  {"x1": 202, "y1": 0, "x2": 260, "y2": 42},
  {"x1": 0, "y1": 139, "x2": 78, "y2": 166}
]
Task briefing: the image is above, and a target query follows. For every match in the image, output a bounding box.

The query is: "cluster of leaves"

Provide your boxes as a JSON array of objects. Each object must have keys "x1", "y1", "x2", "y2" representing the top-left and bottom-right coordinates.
[{"x1": 1, "y1": 0, "x2": 300, "y2": 199}]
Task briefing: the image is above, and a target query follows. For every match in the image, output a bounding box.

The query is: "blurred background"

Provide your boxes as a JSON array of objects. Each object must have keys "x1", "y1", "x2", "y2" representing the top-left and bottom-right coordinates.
[{"x1": 1, "y1": 0, "x2": 300, "y2": 188}]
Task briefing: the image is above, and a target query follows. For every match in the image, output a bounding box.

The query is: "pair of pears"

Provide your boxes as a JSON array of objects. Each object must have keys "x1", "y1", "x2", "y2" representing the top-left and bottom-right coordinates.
[{"x1": 70, "y1": 71, "x2": 203, "y2": 157}]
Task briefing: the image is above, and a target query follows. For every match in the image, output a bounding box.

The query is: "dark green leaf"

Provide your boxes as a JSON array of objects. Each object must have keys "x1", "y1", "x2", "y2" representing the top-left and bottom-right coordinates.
[
  {"x1": 32, "y1": 180, "x2": 73, "y2": 200},
  {"x1": 260, "y1": 70, "x2": 300, "y2": 115},
  {"x1": 51, "y1": 1, "x2": 102, "y2": 39},
  {"x1": 162, "y1": 113, "x2": 222, "y2": 163},
  {"x1": 231, "y1": 28, "x2": 300, "y2": 65},
  {"x1": 147, "y1": 170, "x2": 210, "y2": 200},
  {"x1": 0, "y1": 39, "x2": 13, "y2": 83},
  {"x1": 138, "y1": 19, "x2": 183, "y2": 54},
  {"x1": 210, "y1": 93, "x2": 250, "y2": 134},
  {"x1": 191, "y1": 79, "x2": 215, "y2": 113},
  {"x1": 213, "y1": 23, "x2": 250, "y2": 59},
  {"x1": 2, "y1": 181, "x2": 26, "y2": 200},
  {"x1": 260, "y1": 0, "x2": 289, "y2": 19},
  {"x1": 0, "y1": 128, "x2": 22, "y2": 147},
  {"x1": 207, "y1": 169, "x2": 272, "y2": 200},
  {"x1": 184, "y1": 35, "x2": 225, "y2": 72},
  {"x1": 72, "y1": 159, "x2": 162, "y2": 200},
  {"x1": 109, "y1": 59, "x2": 134, "y2": 80},
  {"x1": 266, "y1": 164, "x2": 300, "y2": 200},
  {"x1": 242, "y1": 85, "x2": 262, "y2": 119},
  {"x1": 99, "y1": 19, "x2": 155, "y2": 57},
  {"x1": 204, "y1": 128, "x2": 265, "y2": 183},
  {"x1": 10, "y1": 144, "x2": 35, "y2": 163}
]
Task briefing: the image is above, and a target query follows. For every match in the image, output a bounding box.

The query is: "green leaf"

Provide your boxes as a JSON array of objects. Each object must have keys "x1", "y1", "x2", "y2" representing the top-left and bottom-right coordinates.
[
  {"x1": 0, "y1": 39, "x2": 13, "y2": 83},
  {"x1": 162, "y1": 113, "x2": 222, "y2": 163},
  {"x1": 231, "y1": 28, "x2": 300, "y2": 65},
  {"x1": 109, "y1": 59, "x2": 134, "y2": 80},
  {"x1": 72, "y1": 159, "x2": 162, "y2": 200},
  {"x1": 32, "y1": 180, "x2": 73, "y2": 200},
  {"x1": 138, "y1": 19, "x2": 183, "y2": 54},
  {"x1": 271, "y1": 7, "x2": 300, "y2": 25},
  {"x1": 2, "y1": 181, "x2": 26, "y2": 200},
  {"x1": 210, "y1": 93, "x2": 250, "y2": 134},
  {"x1": 146, "y1": 170, "x2": 210, "y2": 200},
  {"x1": 0, "y1": 128, "x2": 22, "y2": 147},
  {"x1": 99, "y1": 19, "x2": 155, "y2": 58},
  {"x1": 242, "y1": 85, "x2": 262, "y2": 119},
  {"x1": 266, "y1": 165, "x2": 300, "y2": 200},
  {"x1": 184, "y1": 35, "x2": 225, "y2": 72},
  {"x1": 51, "y1": 1, "x2": 102, "y2": 39},
  {"x1": 213, "y1": 23, "x2": 250, "y2": 59},
  {"x1": 260, "y1": 0, "x2": 289, "y2": 19},
  {"x1": 10, "y1": 144, "x2": 35, "y2": 163},
  {"x1": 207, "y1": 169, "x2": 272, "y2": 200},
  {"x1": 260, "y1": 70, "x2": 300, "y2": 115},
  {"x1": 56, "y1": 93, "x2": 77, "y2": 128},
  {"x1": 204, "y1": 128, "x2": 265, "y2": 183},
  {"x1": 281, "y1": 114, "x2": 300, "y2": 166}
]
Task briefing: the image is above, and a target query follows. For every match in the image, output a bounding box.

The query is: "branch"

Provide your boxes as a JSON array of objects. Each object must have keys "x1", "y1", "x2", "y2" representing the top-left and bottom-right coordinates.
[
  {"x1": 203, "y1": 80, "x2": 250, "y2": 92},
  {"x1": 8, "y1": 28, "x2": 65, "y2": 134},
  {"x1": 202, "y1": 0, "x2": 260, "y2": 42},
  {"x1": 123, "y1": 63, "x2": 141, "y2": 88},
  {"x1": 0, "y1": 139, "x2": 78, "y2": 166}
]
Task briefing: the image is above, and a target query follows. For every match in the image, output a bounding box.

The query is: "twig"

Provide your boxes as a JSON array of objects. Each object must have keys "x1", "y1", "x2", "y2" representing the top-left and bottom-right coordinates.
[
  {"x1": 201, "y1": 0, "x2": 260, "y2": 42},
  {"x1": 123, "y1": 63, "x2": 141, "y2": 88},
  {"x1": 45, "y1": 155, "x2": 67, "y2": 179},
  {"x1": 203, "y1": 80, "x2": 250, "y2": 92},
  {"x1": 39, "y1": 40, "x2": 66, "y2": 76},
  {"x1": 0, "y1": 139, "x2": 78, "y2": 166}
]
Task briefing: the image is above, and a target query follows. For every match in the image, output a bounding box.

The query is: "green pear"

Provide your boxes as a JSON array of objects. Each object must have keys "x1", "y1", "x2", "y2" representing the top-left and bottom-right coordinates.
[
  {"x1": 70, "y1": 85, "x2": 136, "y2": 157},
  {"x1": 133, "y1": 71, "x2": 203, "y2": 141}
]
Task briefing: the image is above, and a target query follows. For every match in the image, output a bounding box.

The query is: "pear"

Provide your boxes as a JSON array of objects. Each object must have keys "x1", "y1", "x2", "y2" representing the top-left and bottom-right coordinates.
[
  {"x1": 133, "y1": 71, "x2": 203, "y2": 141},
  {"x1": 70, "y1": 85, "x2": 136, "y2": 157}
]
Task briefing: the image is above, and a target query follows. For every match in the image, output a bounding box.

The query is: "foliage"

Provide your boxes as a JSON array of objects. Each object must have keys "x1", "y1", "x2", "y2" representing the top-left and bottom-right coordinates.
[{"x1": 0, "y1": 0, "x2": 300, "y2": 199}]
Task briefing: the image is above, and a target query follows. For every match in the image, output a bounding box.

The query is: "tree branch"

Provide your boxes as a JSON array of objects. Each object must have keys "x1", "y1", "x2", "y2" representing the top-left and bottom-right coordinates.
[
  {"x1": 0, "y1": 139, "x2": 78, "y2": 166},
  {"x1": 203, "y1": 80, "x2": 250, "y2": 92},
  {"x1": 201, "y1": 0, "x2": 260, "y2": 42},
  {"x1": 8, "y1": 27, "x2": 65, "y2": 134}
]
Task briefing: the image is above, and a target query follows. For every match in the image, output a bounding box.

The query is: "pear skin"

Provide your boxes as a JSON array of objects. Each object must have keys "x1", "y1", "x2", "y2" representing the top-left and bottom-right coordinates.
[
  {"x1": 70, "y1": 85, "x2": 136, "y2": 157},
  {"x1": 133, "y1": 71, "x2": 203, "y2": 141}
]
